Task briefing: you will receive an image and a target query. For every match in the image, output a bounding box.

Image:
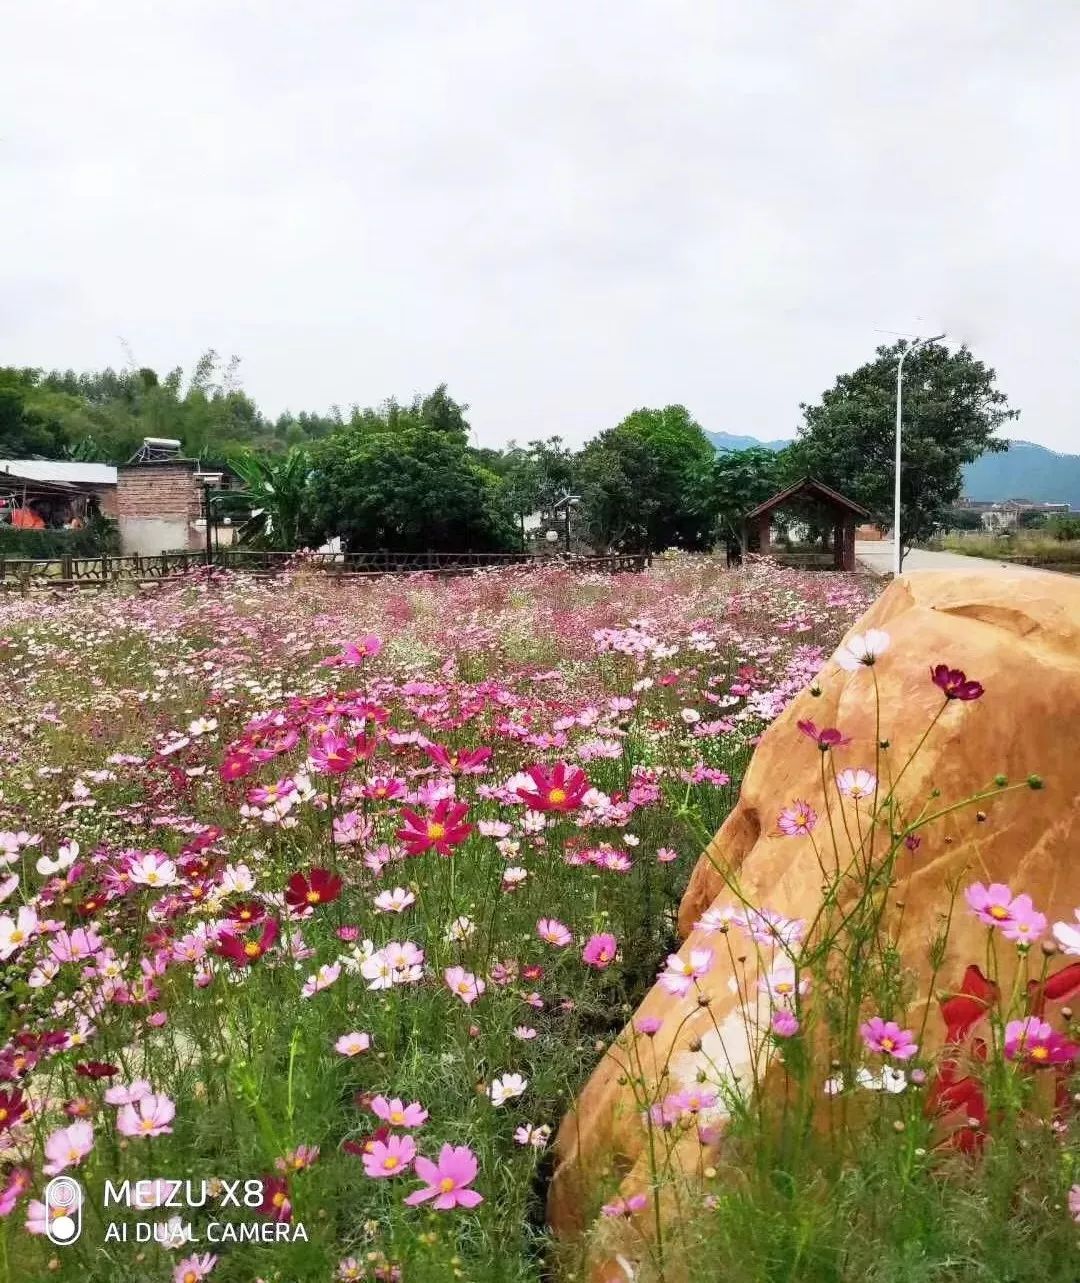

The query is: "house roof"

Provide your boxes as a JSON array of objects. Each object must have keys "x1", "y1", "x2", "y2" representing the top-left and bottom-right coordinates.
[
  {"x1": 0, "y1": 460, "x2": 117, "y2": 486},
  {"x1": 745, "y1": 476, "x2": 870, "y2": 520}
]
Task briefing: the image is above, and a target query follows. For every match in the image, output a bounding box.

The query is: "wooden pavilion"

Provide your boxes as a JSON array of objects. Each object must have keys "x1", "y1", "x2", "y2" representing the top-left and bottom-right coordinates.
[{"x1": 744, "y1": 477, "x2": 870, "y2": 572}]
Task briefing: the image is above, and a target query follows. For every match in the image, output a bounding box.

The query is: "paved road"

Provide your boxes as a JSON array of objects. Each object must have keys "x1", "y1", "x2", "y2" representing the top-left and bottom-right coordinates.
[{"x1": 854, "y1": 541, "x2": 1061, "y2": 577}]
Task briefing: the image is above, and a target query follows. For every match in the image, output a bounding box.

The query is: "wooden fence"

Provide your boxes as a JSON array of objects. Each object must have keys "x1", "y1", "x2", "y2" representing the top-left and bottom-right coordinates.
[{"x1": 0, "y1": 548, "x2": 651, "y2": 589}]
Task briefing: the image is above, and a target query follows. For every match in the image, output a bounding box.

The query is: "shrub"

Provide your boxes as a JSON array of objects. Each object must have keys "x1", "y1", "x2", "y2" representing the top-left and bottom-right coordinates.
[{"x1": 0, "y1": 517, "x2": 119, "y2": 559}]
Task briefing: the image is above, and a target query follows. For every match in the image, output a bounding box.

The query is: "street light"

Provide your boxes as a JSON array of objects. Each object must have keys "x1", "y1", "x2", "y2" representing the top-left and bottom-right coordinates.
[
  {"x1": 552, "y1": 492, "x2": 580, "y2": 554},
  {"x1": 893, "y1": 333, "x2": 946, "y2": 576}
]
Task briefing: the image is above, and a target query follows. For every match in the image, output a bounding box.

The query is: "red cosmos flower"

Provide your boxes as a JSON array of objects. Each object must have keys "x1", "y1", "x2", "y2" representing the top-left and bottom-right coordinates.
[
  {"x1": 0, "y1": 1088, "x2": 27, "y2": 1132},
  {"x1": 516, "y1": 763, "x2": 590, "y2": 813},
  {"x1": 424, "y1": 745, "x2": 492, "y2": 776},
  {"x1": 75, "y1": 1062, "x2": 120, "y2": 1080},
  {"x1": 285, "y1": 868, "x2": 343, "y2": 912},
  {"x1": 258, "y1": 1176, "x2": 292, "y2": 1222},
  {"x1": 343, "y1": 1124, "x2": 392, "y2": 1158},
  {"x1": 396, "y1": 799, "x2": 473, "y2": 857},
  {"x1": 219, "y1": 752, "x2": 255, "y2": 782},
  {"x1": 217, "y1": 919, "x2": 279, "y2": 967},
  {"x1": 796, "y1": 719, "x2": 851, "y2": 751},
  {"x1": 930, "y1": 665, "x2": 984, "y2": 701},
  {"x1": 228, "y1": 901, "x2": 267, "y2": 927}
]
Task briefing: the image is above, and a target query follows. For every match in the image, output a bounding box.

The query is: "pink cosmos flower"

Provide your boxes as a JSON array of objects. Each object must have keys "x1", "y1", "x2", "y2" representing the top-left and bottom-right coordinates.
[
  {"x1": 173, "y1": 1253, "x2": 218, "y2": 1283},
  {"x1": 362, "y1": 1134, "x2": 416, "y2": 1179},
  {"x1": 860, "y1": 1017, "x2": 918, "y2": 1060},
  {"x1": 403, "y1": 1143, "x2": 483, "y2": 1209},
  {"x1": 601, "y1": 1193, "x2": 649, "y2": 1218},
  {"x1": 657, "y1": 948, "x2": 713, "y2": 997},
  {"x1": 43, "y1": 1120, "x2": 94, "y2": 1174},
  {"x1": 536, "y1": 918, "x2": 572, "y2": 948},
  {"x1": 634, "y1": 1016, "x2": 662, "y2": 1036},
  {"x1": 444, "y1": 966, "x2": 486, "y2": 1005},
  {"x1": 1070, "y1": 1185, "x2": 1080, "y2": 1224},
  {"x1": 0, "y1": 1167, "x2": 30, "y2": 1217},
  {"x1": 777, "y1": 801, "x2": 817, "y2": 837},
  {"x1": 117, "y1": 1092, "x2": 176, "y2": 1138},
  {"x1": 1000, "y1": 899, "x2": 1046, "y2": 946},
  {"x1": 965, "y1": 882, "x2": 1031, "y2": 930},
  {"x1": 371, "y1": 1096, "x2": 428, "y2": 1128},
  {"x1": 334, "y1": 1032, "x2": 371, "y2": 1056},
  {"x1": 656, "y1": 847, "x2": 678, "y2": 863},
  {"x1": 582, "y1": 932, "x2": 618, "y2": 969},
  {"x1": 105, "y1": 1079, "x2": 152, "y2": 1106},
  {"x1": 771, "y1": 1010, "x2": 800, "y2": 1037}
]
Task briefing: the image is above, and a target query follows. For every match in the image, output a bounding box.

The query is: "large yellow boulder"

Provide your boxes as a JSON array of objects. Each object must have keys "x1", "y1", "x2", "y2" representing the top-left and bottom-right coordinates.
[{"x1": 548, "y1": 568, "x2": 1080, "y2": 1278}]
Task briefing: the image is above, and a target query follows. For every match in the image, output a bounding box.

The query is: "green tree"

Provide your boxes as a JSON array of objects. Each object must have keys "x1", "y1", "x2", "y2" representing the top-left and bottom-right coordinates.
[
  {"x1": 0, "y1": 370, "x2": 70, "y2": 457},
  {"x1": 306, "y1": 424, "x2": 514, "y2": 553},
  {"x1": 697, "y1": 445, "x2": 793, "y2": 548},
  {"x1": 576, "y1": 406, "x2": 714, "y2": 553},
  {"x1": 227, "y1": 446, "x2": 312, "y2": 550},
  {"x1": 791, "y1": 341, "x2": 1015, "y2": 566}
]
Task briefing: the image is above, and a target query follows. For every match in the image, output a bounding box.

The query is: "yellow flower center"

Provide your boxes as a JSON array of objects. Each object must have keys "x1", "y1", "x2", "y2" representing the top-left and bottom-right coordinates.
[
  {"x1": 0, "y1": 1108, "x2": 7, "y2": 1121},
  {"x1": 383, "y1": 1155, "x2": 399, "y2": 1170},
  {"x1": 272, "y1": 1191, "x2": 286, "y2": 1208},
  {"x1": 427, "y1": 822, "x2": 446, "y2": 841},
  {"x1": 306, "y1": 890, "x2": 321, "y2": 903},
  {"x1": 243, "y1": 941, "x2": 261, "y2": 958},
  {"x1": 881, "y1": 1037, "x2": 895, "y2": 1051},
  {"x1": 1030, "y1": 1045, "x2": 1049, "y2": 1061},
  {"x1": 439, "y1": 1177, "x2": 455, "y2": 1192},
  {"x1": 390, "y1": 1110, "x2": 404, "y2": 1123},
  {"x1": 141, "y1": 1120, "x2": 155, "y2": 1132},
  {"x1": 548, "y1": 788, "x2": 567, "y2": 805},
  {"x1": 990, "y1": 905, "x2": 1008, "y2": 920},
  {"x1": 10, "y1": 931, "x2": 24, "y2": 944}
]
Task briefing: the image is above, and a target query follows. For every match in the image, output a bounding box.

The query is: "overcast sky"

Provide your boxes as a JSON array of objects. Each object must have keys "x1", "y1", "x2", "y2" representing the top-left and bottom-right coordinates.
[{"x1": 3, "y1": 1, "x2": 1078, "y2": 451}]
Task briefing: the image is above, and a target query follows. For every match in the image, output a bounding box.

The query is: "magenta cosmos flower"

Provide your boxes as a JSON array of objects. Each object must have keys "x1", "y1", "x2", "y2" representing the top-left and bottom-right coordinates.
[
  {"x1": 395, "y1": 798, "x2": 472, "y2": 857},
  {"x1": 860, "y1": 1017, "x2": 918, "y2": 1060},
  {"x1": 582, "y1": 932, "x2": 618, "y2": 969},
  {"x1": 796, "y1": 720, "x2": 850, "y2": 751},
  {"x1": 1070, "y1": 1185, "x2": 1080, "y2": 1223},
  {"x1": 601, "y1": 1193, "x2": 649, "y2": 1218},
  {"x1": 362, "y1": 1134, "x2": 417, "y2": 1179},
  {"x1": 515, "y1": 762, "x2": 590, "y2": 813},
  {"x1": 403, "y1": 1143, "x2": 483, "y2": 1209},
  {"x1": 930, "y1": 664, "x2": 984, "y2": 701},
  {"x1": 1003, "y1": 1017, "x2": 1080, "y2": 1066},
  {"x1": 777, "y1": 801, "x2": 817, "y2": 837}
]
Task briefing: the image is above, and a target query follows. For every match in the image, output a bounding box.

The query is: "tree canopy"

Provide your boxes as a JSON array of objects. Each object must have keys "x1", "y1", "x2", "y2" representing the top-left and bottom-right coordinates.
[
  {"x1": 790, "y1": 341, "x2": 1015, "y2": 562},
  {"x1": 0, "y1": 341, "x2": 1018, "y2": 559}
]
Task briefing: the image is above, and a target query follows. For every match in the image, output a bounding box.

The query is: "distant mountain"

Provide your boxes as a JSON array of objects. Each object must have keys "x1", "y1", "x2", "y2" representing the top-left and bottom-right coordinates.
[
  {"x1": 705, "y1": 430, "x2": 790, "y2": 453},
  {"x1": 705, "y1": 431, "x2": 1079, "y2": 509},
  {"x1": 961, "y1": 441, "x2": 1080, "y2": 508}
]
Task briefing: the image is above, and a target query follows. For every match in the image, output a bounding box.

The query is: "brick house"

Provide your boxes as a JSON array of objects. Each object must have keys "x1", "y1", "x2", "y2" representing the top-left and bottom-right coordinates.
[{"x1": 117, "y1": 455, "x2": 238, "y2": 556}]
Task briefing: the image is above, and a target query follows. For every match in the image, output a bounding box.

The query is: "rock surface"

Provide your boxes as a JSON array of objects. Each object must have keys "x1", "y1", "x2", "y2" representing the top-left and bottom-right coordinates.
[{"x1": 548, "y1": 568, "x2": 1080, "y2": 1278}]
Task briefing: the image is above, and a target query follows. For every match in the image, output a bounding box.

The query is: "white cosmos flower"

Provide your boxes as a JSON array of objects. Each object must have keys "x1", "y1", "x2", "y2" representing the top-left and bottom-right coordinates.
[
  {"x1": 835, "y1": 629, "x2": 891, "y2": 671},
  {"x1": 1052, "y1": 912, "x2": 1080, "y2": 955},
  {"x1": 489, "y1": 1073, "x2": 528, "y2": 1107}
]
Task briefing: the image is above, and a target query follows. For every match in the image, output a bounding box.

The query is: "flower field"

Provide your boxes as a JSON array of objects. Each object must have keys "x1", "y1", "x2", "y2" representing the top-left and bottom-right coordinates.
[{"x1": 0, "y1": 560, "x2": 875, "y2": 1283}]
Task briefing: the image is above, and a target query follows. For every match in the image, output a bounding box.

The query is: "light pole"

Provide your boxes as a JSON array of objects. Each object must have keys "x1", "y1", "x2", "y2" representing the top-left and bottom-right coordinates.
[{"x1": 893, "y1": 333, "x2": 946, "y2": 575}]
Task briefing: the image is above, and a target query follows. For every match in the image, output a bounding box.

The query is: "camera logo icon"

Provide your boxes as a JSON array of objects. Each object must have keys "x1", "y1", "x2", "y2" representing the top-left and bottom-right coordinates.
[{"x1": 44, "y1": 1176, "x2": 83, "y2": 1246}]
